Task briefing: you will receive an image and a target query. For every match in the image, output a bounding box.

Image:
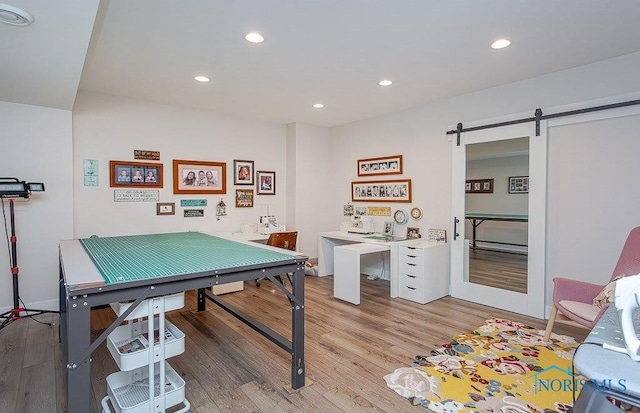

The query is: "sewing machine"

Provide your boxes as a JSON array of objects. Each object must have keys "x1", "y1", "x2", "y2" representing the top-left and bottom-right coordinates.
[
  {"x1": 613, "y1": 274, "x2": 640, "y2": 361},
  {"x1": 347, "y1": 216, "x2": 374, "y2": 234}
]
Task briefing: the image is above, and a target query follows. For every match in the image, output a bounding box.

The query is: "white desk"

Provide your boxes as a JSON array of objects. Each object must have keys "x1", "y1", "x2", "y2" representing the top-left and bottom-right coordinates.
[{"x1": 318, "y1": 231, "x2": 409, "y2": 298}]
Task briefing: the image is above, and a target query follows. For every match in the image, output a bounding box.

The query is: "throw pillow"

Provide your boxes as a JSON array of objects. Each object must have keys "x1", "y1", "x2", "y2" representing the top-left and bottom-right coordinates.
[{"x1": 593, "y1": 274, "x2": 624, "y2": 307}]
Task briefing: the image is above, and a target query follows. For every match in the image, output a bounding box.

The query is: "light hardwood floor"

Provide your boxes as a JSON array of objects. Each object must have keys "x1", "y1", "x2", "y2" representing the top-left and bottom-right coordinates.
[
  {"x1": 469, "y1": 249, "x2": 528, "y2": 293},
  {"x1": 1, "y1": 275, "x2": 586, "y2": 413}
]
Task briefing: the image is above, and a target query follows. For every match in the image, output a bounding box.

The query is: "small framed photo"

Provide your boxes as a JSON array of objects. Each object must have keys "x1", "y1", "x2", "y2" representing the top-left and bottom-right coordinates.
[
  {"x1": 357, "y1": 155, "x2": 403, "y2": 177},
  {"x1": 509, "y1": 176, "x2": 529, "y2": 194},
  {"x1": 173, "y1": 159, "x2": 226, "y2": 195},
  {"x1": 235, "y1": 189, "x2": 254, "y2": 207},
  {"x1": 406, "y1": 227, "x2": 420, "y2": 239},
  {"x1": 428, "y1": 229, "x2": 447, "y2": 243},
  {"x1": 110, "y1": 161, "x2": 163, "y2": 188},
  {"x1": 156, "y1": 202, "x2": 175, "y2": 216},
  {"x1": 256, "y1": 170, "x2": 276, "y2": 195},
  {"x1": 234, "y1": 160, "x2": 254, "y2": 186},
  {"x1": 383, "y1": 221, "x2": 394, "y2": 236}
]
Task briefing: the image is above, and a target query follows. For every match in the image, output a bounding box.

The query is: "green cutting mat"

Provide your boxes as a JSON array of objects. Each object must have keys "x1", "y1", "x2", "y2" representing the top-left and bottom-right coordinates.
[{"x1": 79, "y1": 232, "x2": 297, "y2": 284}]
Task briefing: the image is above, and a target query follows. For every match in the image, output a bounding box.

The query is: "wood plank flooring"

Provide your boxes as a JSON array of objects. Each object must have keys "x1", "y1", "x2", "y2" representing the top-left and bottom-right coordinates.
[
  {"x1": 1, "y1": 275, "x2": 587, "y2": 413},
  {"x1": 469, "y1": 249, "x2": 528, "y2": 293}
]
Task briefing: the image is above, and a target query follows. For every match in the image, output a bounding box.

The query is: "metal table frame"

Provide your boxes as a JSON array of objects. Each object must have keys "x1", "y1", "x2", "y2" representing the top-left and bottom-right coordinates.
[
  {"x1": 465, "y1": 213, "x2": 528, "y2": 253},
  {"x1": 59, "y1": 238, "x2": 307, "y2": 413}
]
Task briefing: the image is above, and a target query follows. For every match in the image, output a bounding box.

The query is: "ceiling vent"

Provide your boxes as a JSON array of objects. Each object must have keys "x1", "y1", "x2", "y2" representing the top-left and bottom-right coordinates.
[{"x1": 0, "y1": 3, "x2": 34, "y2": 26}]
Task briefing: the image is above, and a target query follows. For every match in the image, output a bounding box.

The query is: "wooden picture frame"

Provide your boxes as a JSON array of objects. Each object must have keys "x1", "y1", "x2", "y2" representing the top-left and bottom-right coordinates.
[
  {"x1": 406, "y1": 227, "x2": 421, "y2": 239},
  {"x1": 465, "y1": 178, "x2": 494, "y2": 194},
  {"x1": 256, "y1": 170, "x2": 276, "y2": 195},
  {"x1": 156, "y1": 202, "x2": 175, "y2": 215},
  {"x1": 233, "y1": 160, "x2": 255, "y2": 186},
  {"x1": 351, "y1": 179, "x2": 412, "y2": 203},
  {"x1": 173, "y1": 159, "x2": 226, "y2": 194},
  {"x1": 235, "y1": 189, "x2": 254, "y2": 207},
  {"x1": 509, "y1": 176, "x2": 529, "y2": 194},
  {"x1": 357, "y1": 154, "x2": 403, "y2": 177},
  {"x1": 110, "y1": 160, "x2": 163, "y2": 188}
]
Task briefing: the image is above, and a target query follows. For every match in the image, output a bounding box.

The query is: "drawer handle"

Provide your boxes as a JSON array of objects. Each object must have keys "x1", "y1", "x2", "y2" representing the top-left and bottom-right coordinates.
[
  {"x1": 407, "y1": 247, "x2": 417, "y2": 250},
  {"x1": 407, "y1": 275, "x2": 416, "y2": 278},
  {"x1": 407, "y1": 255, "x2": 417, "y2": 258},
  {"x1": 406, "y1": 263, "x2": 416, "y2": 266},
  {"x1": 407, "y1": 286, "x2": 416, "y2": 290}
]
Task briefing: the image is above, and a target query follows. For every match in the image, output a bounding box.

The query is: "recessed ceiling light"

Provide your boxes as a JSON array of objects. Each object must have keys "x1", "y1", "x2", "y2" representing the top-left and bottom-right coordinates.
[
  {"x1": 0, "y1": 3, "x2": 34, "y2": 26},
  {"x1": 313, "y1": 103, "x2": 324, "y2": 109},
  {"x1": 491, "y1": 39, "x2": 511, "y2": 49},
  {"x1": 379, "y1": 80, "x2": 393, "y2": 86},
  {"x1": 244, "y1": 32, "x2": 265, "y2": 44},
  {"x1": 194, "y1": 76, "x2": 210, "y2": 82}
]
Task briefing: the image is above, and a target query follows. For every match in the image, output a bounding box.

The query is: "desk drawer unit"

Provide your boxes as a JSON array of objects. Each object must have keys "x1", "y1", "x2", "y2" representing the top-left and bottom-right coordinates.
[{"x1": 398, "y1": 242, "x2": 449, "y2": 304}]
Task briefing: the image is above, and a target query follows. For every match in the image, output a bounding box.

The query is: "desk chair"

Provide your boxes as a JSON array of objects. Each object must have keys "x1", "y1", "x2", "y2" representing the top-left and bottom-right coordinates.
[
  {"x1": 256, "y1": 231, "x2": 298, "y2": 287},
  {"x1": 543, "y1": 226, "x2": 640, "y2": 342}
]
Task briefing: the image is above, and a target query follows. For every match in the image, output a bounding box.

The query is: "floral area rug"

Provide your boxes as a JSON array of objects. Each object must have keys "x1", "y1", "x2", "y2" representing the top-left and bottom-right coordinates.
[{"x1": 384, "y1": 318, "x2": 581, "y2": 413}]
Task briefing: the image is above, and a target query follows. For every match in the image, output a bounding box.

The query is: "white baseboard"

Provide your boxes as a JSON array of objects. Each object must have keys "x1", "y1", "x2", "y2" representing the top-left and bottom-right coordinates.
[{"x1": 0, "y1": 298, "x2": 59, "y2": 316}]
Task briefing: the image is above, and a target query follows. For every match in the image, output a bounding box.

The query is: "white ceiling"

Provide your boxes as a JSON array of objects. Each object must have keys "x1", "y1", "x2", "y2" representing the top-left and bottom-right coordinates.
[{"x1": 3, "y1": 1, "x2": 640, "y2": 127}]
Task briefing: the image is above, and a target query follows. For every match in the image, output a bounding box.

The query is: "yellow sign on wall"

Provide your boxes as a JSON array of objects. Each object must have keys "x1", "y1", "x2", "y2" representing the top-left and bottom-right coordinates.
[{"x1": 366, "y1": 206, "x2": 392, "y2": 216}]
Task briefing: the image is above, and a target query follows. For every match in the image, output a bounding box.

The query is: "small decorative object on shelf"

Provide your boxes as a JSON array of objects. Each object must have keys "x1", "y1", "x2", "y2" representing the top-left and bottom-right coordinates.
[
  {"x1": 428, "y1": 229, "x2": 447, "y2": 243},
  {"x1": 216, "y1": 198, "x2": 226, "y2": 220}
]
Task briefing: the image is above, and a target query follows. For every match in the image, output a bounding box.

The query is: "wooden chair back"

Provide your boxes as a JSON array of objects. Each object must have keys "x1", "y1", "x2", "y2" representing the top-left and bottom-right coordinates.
[{"x1": 267, "y1": 231, "x2": 297, "y2": 251}]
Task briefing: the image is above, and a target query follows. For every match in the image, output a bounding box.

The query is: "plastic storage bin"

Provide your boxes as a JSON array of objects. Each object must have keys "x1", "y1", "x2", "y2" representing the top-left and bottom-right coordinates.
[
  {"x1": 106, "y1": 319, "x2": 185, "y2": 371},
  {"x1": 105, "y1": 361, "x2": 186, "y2": 413},
  {"x1": 109, "y1": 292, "x2": 185, "y2": 320}
]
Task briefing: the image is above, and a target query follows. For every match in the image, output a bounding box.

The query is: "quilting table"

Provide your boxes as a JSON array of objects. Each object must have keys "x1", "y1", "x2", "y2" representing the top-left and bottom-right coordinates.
[
  {"x1": 465, "y1": 212, "x2": 528, "y2": 252},
  {"x1": 59, "y1": 231, "x2": 307, "y2": 413}
]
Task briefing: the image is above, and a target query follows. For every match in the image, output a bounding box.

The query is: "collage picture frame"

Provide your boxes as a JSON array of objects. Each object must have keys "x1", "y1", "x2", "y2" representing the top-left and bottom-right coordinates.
[
  {"x1": 110, "y1": 160, "x2": 163, "y2": 188},
  {"x1": 351, "y1": 179, "x2": 412, "y2": 203}
]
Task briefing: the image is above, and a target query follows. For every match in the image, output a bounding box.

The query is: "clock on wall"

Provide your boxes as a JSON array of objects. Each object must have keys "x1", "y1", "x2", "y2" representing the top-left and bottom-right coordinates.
[
  {"x1": 393, "y1": 209, "x2": 409, "y2": 225},
  {"x1": 410, "y1": 207, "x2": 423, "y2": 220}
]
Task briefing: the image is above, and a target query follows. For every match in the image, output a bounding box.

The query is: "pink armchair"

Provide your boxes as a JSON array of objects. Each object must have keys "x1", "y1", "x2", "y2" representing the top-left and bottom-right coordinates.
[{"x1": 543, "y1": 226, "x2": 640, "y2": 342}]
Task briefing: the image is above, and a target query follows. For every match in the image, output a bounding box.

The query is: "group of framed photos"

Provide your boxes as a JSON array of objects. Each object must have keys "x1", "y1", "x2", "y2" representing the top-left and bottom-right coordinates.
[
  {"x1": 465, "y1": 176, "x2": 529, "y2": 194},
  {"x1": 109, "y1": 159, "x2": 276, "y2": 198},
  {"x1": 351, "y1": 155, "x2": 412, "y2": 203},
  {"x1": 465, "y1": 178, "x2": 494, "y2": 194}
]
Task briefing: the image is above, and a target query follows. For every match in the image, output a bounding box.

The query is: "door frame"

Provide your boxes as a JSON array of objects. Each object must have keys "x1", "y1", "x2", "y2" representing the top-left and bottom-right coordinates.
[{"x1": 450, "y1": 120, "x2": 547, "y2": 318}]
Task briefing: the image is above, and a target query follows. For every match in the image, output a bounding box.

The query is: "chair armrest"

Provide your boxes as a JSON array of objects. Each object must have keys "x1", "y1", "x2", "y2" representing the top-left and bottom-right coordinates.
[{"x1": 551, "y1": 277, "x2": 605, "y2": 305}]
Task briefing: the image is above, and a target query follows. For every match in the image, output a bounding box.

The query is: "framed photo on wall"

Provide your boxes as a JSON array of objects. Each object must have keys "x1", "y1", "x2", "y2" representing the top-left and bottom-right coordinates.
[
  {"x1": 351, "y1": 179, "x2": 412, "y2": 203},
  {"x1": 110, "y1": 160, "x2": 163, "y2": 188},
  {"x1": 256, "y1": 170, "x2": 276, "y2": 195},
  {"x1": 233, "y1": 160, "x2": 255, "y2": 186},
  {"x1": 357, "y1": 155, "x2": 403, "y2": 177},
  {"x1": 156, "y1": 202, "x2": 175, "y2": 215},
  {"x1": 509, "y1": 176, "x2": 529, "y2": 194},
  {"x1": 173, "y1": 159, "x2": 226, "y2": 194}
]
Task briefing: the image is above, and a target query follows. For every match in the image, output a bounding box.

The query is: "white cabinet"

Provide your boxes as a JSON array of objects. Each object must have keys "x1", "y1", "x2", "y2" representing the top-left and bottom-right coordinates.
[
  {"x1": 101, "y1": 293, "x2": 190, "y2": 413},
  {"x1": 397, "y1": 241, "x2": 449, "y2": 304}
]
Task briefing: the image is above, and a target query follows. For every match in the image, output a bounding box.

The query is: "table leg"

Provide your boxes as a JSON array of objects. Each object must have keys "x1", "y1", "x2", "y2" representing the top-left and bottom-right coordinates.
[
  {"x1": 291, "y1": 265, "x2": 305, "y2": 389},
  {"x1": 65, "y1": 295, "x2": 91, "y2": 413}
]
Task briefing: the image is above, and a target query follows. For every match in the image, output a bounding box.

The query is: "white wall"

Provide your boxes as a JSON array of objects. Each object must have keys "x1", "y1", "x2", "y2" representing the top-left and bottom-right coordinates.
[
  {"x1": 0, "y1": 101, "x2": 73, "y2": 312},
  {"x1": 329, "y1": 51, "x2": 640, "y2": 310},
  {"x1": 286, "y1": 123, "x2": 334, "y2": 259},
  {"x1": 73, "y1": 92, "x2": 288, "y2": 238}
]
